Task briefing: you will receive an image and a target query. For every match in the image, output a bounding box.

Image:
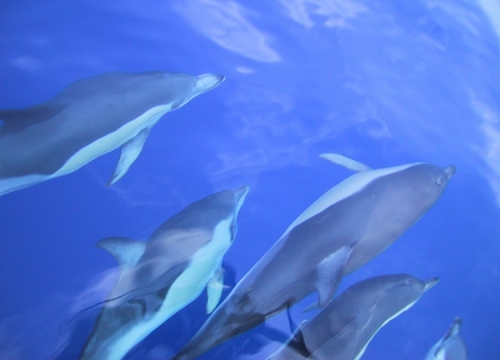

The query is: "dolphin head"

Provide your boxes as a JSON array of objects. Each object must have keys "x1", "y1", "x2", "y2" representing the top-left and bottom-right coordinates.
[
  {"x1": 196, "y1": 186, "x2": 249, "y2": 237},
  {"x1": 194, "y1": 73, "x2": 225, "y2": 94},
  {"x1": 398, "y1": 274, "x2": 438, "y2": 296},
  {"x1": 372, "y1": 274, "x2": 439, "y2": 314},
  {"x1": 375, "y1": 163, "x2": 455, "y2": 228},
  {"x1": 409, "y1": 163, "x2": 455, "y2": 198},
  {"x1": 140, "y1": 72, "x2": 224, "y2": 109},
  {"x1": 186, "y1": 73, "x2": 225, "y2": 102}
]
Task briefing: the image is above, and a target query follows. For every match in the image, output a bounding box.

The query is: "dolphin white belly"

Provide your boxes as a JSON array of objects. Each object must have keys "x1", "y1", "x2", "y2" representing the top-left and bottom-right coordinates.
[
  {"x1": 53, "y1": 105, "x2": 171, "y2": 176},
  {"x1": 0, "y1": 105, "x2": 171, "y2": 196}
]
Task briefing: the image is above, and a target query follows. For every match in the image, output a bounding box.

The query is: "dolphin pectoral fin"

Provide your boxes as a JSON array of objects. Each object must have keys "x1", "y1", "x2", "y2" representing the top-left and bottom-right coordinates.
[
  {"x1": 96, "y1": 236, "x2": 146, "y2": 271},
  {"x1": 107, "y1": 127, "x2": 150, "y2": 186},
  {"x1": 319, "y1": 153, "x2": 372, "y2": 172},
  {"x1": 206, "y1": 267, "x2": 225, "y2": 314},
  {"x1": 315, "y1": 245, "x2": 354, "y2": 308}
]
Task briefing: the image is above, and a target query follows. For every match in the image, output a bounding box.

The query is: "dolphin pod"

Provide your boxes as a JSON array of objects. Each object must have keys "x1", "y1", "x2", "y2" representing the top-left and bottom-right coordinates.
[
  {"x1": 1, "y1": 68, "x2": 461, "y2": 359},
  {"x1": 172, "y1": 155, "x2": 455, "y2": 360},
  {"x1": 80, "y1": 187, "x2": 249, "y2": 360},
  {"x1": 0, "y1": 71, "x2": 224, "y2": 196},
  {"x1": 425, "y1": 317, "x2": 468, "y2": 360},
  {"x1": 267, "y1": 274, "x2": 438, "y2": 360}
]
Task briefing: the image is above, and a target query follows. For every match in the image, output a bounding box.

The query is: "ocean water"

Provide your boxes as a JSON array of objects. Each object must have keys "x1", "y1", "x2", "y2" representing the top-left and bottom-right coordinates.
[{"x1": 1, "y1": 0, "x2": 499, "y2": 359}]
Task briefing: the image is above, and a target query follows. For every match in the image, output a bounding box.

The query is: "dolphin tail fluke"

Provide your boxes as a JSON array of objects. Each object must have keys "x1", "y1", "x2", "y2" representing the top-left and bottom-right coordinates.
[
  {"x1": 319, "y1": 153, "x2": 371, "y2": 172},
  {"x1": 107, "y1": 127, "x2": 151, "y2": 186}
]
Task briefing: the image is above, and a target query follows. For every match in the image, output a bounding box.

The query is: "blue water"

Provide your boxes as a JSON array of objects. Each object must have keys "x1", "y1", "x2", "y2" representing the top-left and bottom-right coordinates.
[{"x1": 1, "y1": 0, "x2": 499, "y2": 359}]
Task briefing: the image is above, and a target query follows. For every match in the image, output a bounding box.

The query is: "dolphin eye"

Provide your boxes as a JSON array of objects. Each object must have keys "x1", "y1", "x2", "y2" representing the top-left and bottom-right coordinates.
[{"x1": 436, "y1": 174, "x2": 447, "y2": 185}]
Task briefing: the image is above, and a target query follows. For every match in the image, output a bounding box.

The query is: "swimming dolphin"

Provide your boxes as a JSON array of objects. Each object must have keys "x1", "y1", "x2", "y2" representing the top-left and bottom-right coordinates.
[
  {"x1": 425, "y1": 317, "x2": 468, "y2": 360},
  {"x1": 172, "y1": 154, "x2": 455, "y2": 360},
  {"x1": 80, "y1": 186, "x2": 249, "y2": 360},
  {"x1": 0, "y1": 71, "x2": 224, "y2": 196},
  {"x1": 268, "y1": 274, "x2": 438, "y2": 360}
]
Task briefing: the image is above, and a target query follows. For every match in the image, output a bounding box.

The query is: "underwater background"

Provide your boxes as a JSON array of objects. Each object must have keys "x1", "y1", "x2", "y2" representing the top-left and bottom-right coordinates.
[{"x1": 1, "y1": 0, "x2": 499, "y2": 359}]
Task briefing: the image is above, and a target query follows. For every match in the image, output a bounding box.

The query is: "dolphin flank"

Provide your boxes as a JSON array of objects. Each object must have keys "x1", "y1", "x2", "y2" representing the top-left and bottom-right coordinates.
[
  {"x1": 80, "y1": 186, "x2": 249, "y2": 360},
  {"x1": 172, "y1": 155, "x2": 455, "y2": 359},
  {"x1": 0, "y1": 71, "x2": 224, "y2": 196}
]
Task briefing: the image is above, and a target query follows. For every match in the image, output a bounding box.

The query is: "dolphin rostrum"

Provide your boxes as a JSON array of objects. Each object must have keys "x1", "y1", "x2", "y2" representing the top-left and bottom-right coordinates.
[
  {"x1": 80, "y1": 186, "x2": 249, "y2": 360},
  {"x1": 268, "y1": 274, "x2": 438, "y2": 360},
  {"x1": 425, "y1": 317, "x2": 468, "y2": 360},
  {"x1": 173, "y1": 154, "x2": 455, "y2": 359},
  {"x1": 0, "y1": 71, "x2": 224, "y2": 196}
]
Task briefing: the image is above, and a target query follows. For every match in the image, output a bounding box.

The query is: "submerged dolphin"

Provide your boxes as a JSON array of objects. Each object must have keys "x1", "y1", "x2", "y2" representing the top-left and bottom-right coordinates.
[
  {"x1": 425, "y1": 318, "x2": 468, "y2": 360},
  {"x1": 173, "y1": 154, "x2": 455, "y2": 360},
  {"x1": 80, "y1": 186, "x2": 249, "y2": 360},
  {"x1": 268, "y1": 274, "x2": 438, "y2": 360},
  {"x1": 0, "y1": 71, "x2": 224, "y2": 196}
]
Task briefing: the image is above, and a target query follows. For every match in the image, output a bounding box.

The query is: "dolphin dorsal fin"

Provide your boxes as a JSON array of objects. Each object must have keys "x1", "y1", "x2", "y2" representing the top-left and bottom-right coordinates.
[
  {"x1": 96, "y1": 237, "x2": 146, "y2": 271},
  {"x1": 320, "y1": 153, "x2": 372, "y2": 172}
]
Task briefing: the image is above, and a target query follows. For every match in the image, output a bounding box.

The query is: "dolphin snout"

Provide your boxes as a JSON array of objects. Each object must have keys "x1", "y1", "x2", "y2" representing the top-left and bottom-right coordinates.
[
  {"x1": 423, "y1": 277, "x2": 439, "y2": 292},
  {"x1": 442, "y1": 165, "x2": 456, "y2": 179},
  {"x1": 196, "y1": 73, "x2": 225, "y2": 92},
  {"x1": 235, "y1": 186, "x2": 250, "y2": 210},
  {"x1": 236, "y1": 186, "x2": 250, "y2": 200}
]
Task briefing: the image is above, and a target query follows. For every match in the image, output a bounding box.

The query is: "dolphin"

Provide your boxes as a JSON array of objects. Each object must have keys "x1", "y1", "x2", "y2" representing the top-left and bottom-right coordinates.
[
  {"x1": 172, "y1": 154, "x2": 455, "y2": 360},
  {"x1": 425, "y1": 317, "x2": 468, "y2": 360},
  {"x1": 80, "y1": 186, "x2": 249, "y2": 360},
  {"x1": 0, "y1": 71, "x2": 224, "y2": 196},
  {"x1": 268, "y1": 274, "x2": 438, "y2": 360}
]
